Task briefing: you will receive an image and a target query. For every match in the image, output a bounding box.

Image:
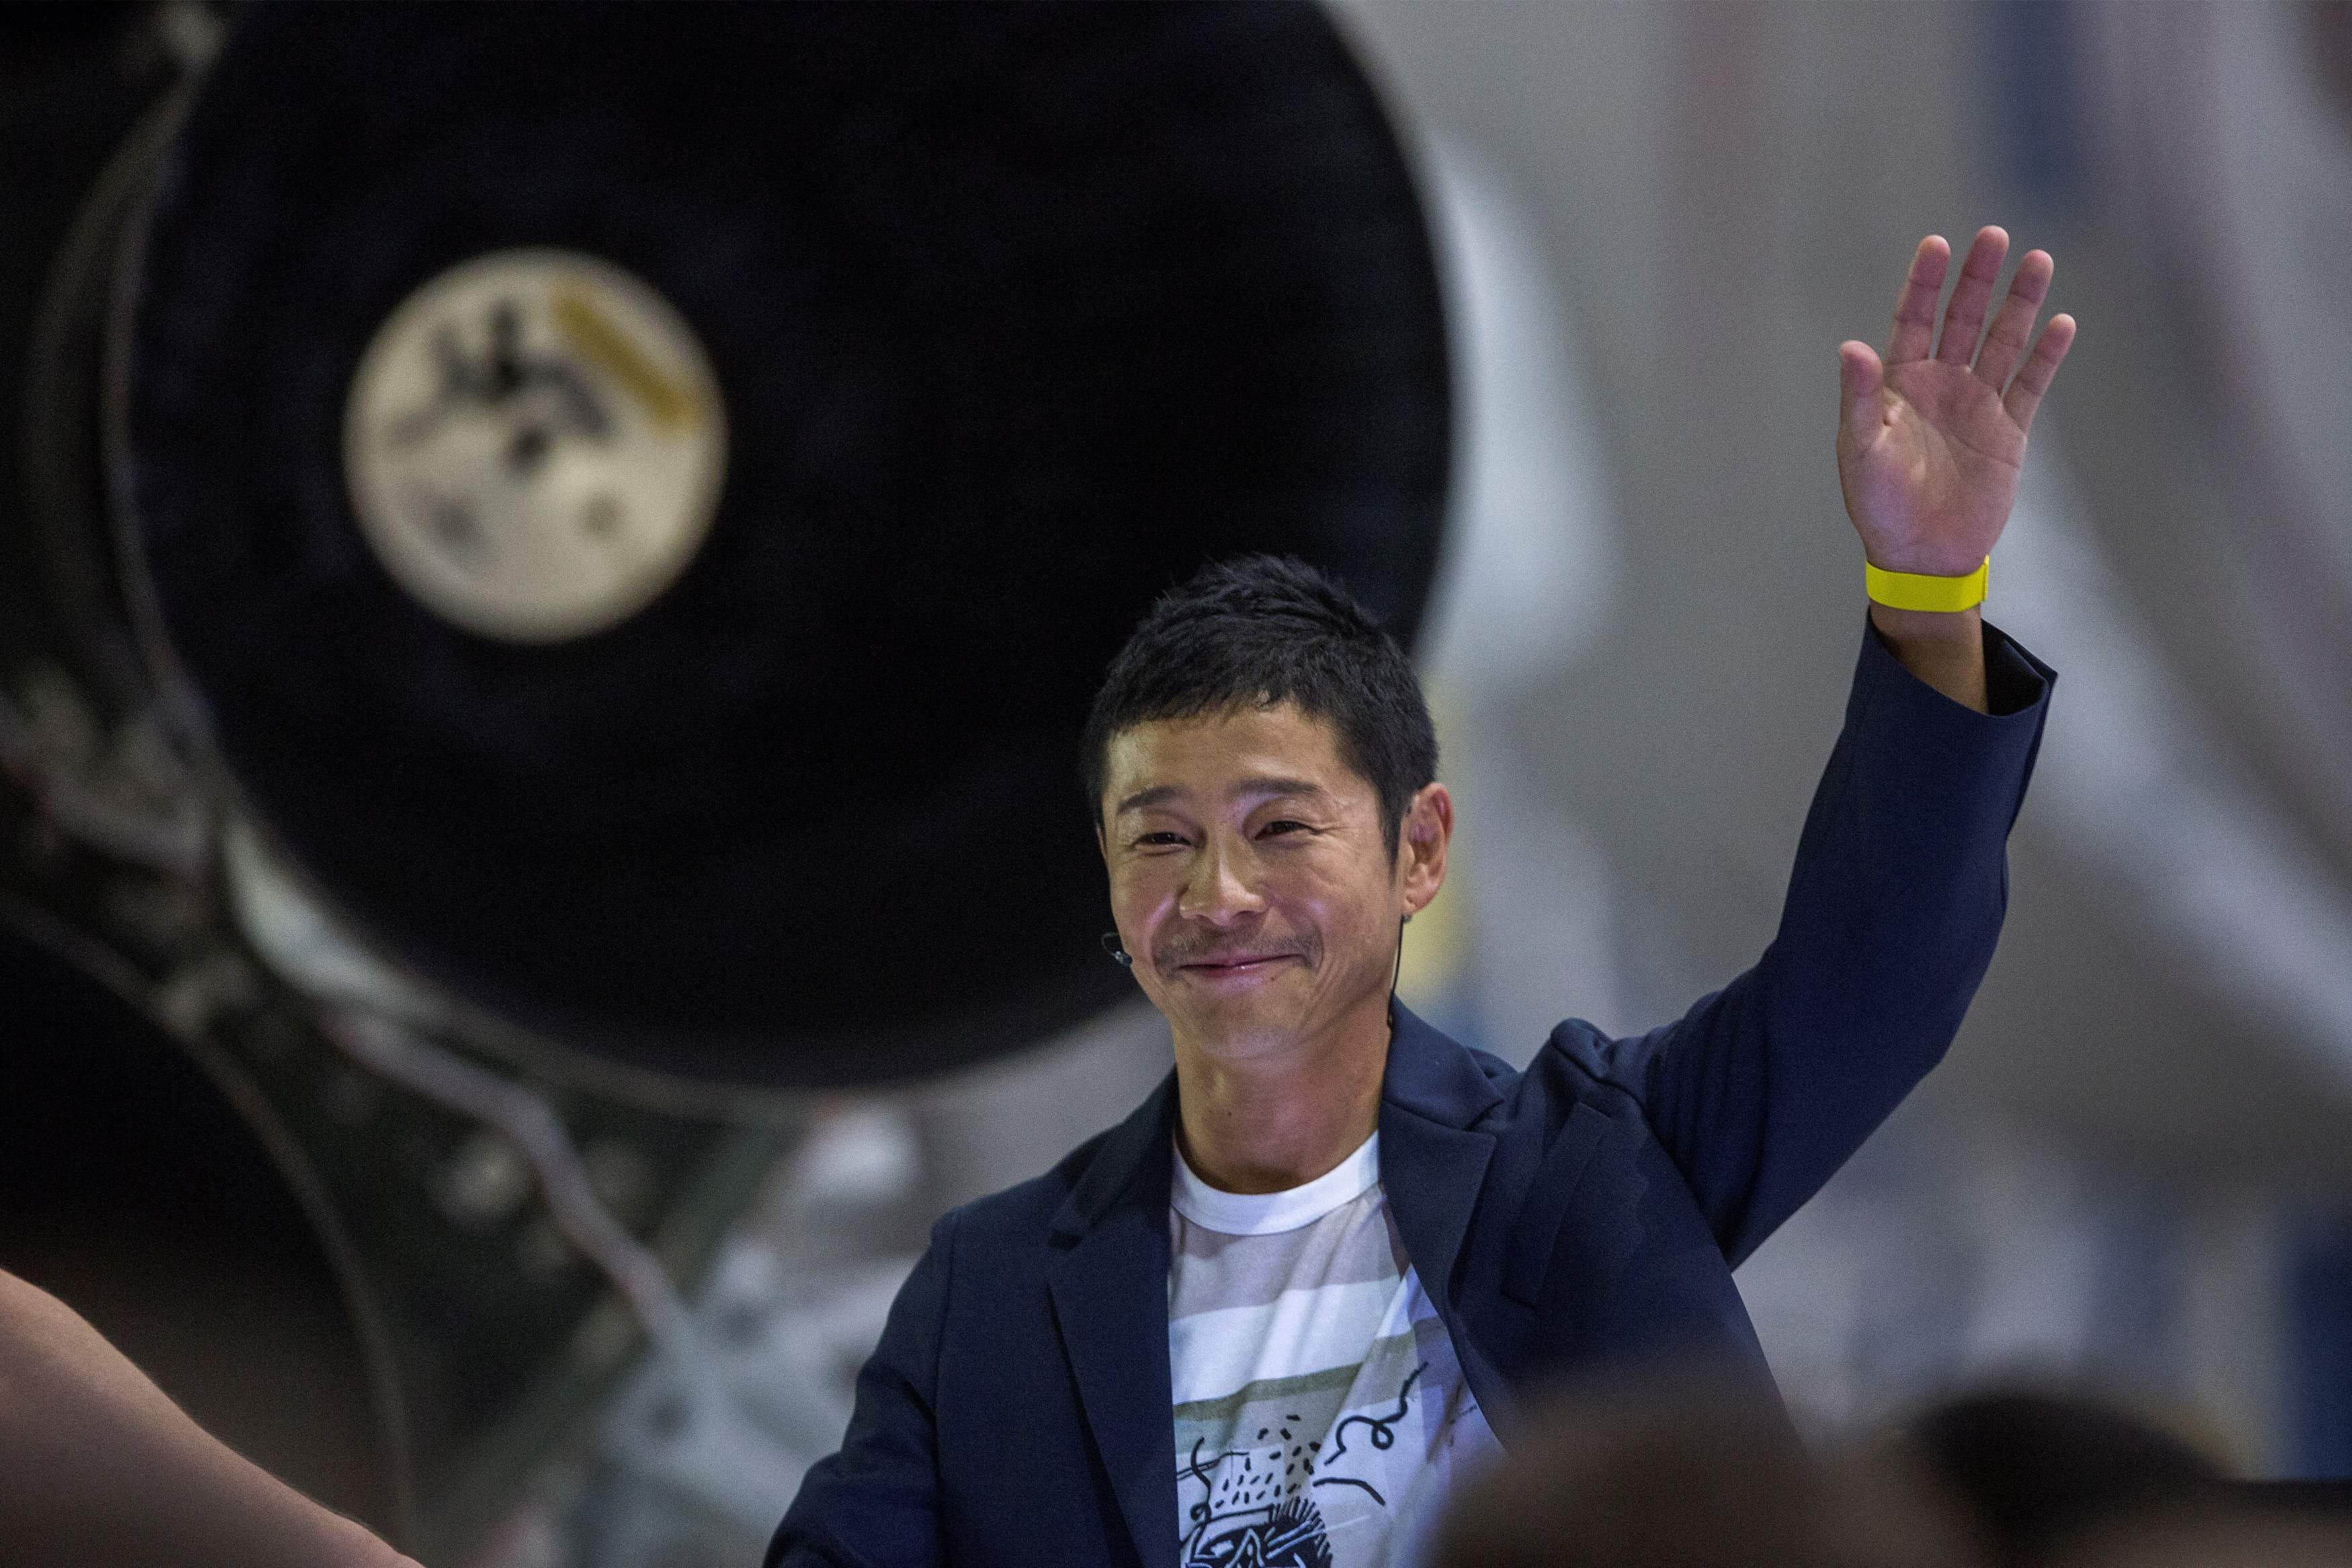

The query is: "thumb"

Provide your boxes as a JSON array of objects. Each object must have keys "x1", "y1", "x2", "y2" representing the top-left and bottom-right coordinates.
[{"x1": 1837, "y1": 341, "x2": 1883, "y2": 446}]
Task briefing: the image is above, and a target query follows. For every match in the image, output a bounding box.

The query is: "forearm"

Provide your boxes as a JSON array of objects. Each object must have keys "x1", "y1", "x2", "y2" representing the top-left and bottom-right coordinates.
[
  {"x1": 0, "y1": 1269, "x2": 415, "y2": 1568},
  {"x1": 1730, "y1": 615, "x2": 2051, "y2": 1239},
  {"x1": 1868, "y1": 601, "x2": 1987, "y2": 713},
  {"x1": 1624, "y1": 615, "x2": 2054, "y2": 1260}
]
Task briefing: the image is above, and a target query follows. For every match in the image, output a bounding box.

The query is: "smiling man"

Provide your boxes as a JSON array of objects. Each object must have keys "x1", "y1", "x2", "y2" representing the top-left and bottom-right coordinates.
[{"x1": 771, "y1": 226, "x2": 2073, "y2": 1567}]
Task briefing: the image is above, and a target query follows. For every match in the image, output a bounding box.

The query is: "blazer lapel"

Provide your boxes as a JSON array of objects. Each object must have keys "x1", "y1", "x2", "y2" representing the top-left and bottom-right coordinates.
[
  {"x1": 1378, "y1": 1004, "x2": 1510, "y2": 1416},
  {"x1": 1378, "y1": 1004, "x2": 1503, "y2": 1290},
  {"x1": 1047, "y1": 1073, "x2": 1181, "y2": 1568}
]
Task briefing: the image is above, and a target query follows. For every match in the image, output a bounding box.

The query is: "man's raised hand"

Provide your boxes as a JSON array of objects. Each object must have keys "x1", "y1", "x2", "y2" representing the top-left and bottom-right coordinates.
[{"x1": 1836, "y1": 226, "x2": 2076, "y2": 578}]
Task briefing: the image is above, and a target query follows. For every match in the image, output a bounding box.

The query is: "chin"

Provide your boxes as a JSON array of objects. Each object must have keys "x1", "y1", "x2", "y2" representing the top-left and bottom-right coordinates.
[{"x1": 1179, "y1": 1001, "x2": 1312, "y2": 1059}]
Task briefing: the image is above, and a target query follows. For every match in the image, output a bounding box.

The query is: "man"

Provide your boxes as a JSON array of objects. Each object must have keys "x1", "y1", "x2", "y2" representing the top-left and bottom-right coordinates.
[{"x1": 770, "y1": 226, "x2": 2072, "y2": 1567}]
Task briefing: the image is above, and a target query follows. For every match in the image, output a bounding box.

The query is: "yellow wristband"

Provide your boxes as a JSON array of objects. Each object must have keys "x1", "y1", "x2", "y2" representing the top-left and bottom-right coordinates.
[{"x1": 1865, "y1": 555, "x2": 1987, "y2": 612}]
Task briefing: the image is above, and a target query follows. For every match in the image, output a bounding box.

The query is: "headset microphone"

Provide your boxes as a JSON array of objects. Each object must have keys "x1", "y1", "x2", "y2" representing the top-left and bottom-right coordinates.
[{"x1": 1100, "y1": 930, "x2": 1134, "y2": 968}]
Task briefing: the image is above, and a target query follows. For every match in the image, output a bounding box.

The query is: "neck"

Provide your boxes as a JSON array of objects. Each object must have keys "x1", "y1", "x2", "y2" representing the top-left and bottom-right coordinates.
[{"x1": 1171, "y1": 992, "x2": 1390, "y2": 1195}]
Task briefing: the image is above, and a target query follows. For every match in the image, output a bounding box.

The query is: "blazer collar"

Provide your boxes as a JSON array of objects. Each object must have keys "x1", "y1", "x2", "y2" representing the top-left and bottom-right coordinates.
[
  {"x1": 1045, "y1": 1000, "x2": 1502, "y2": 1244},
  {"x1": 1049, "y1": 1067, "x2": 1177, "y2": 1243},
  {"x1": 1381, "y1": 1000, "x2": 1505, "y2": 1127}
]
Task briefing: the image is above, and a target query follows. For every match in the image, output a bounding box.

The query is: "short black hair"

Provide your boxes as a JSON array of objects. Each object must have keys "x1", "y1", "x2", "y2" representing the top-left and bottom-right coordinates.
[{"x1": 1081, "y1": 554, "x2": 1437, "y2": 860}]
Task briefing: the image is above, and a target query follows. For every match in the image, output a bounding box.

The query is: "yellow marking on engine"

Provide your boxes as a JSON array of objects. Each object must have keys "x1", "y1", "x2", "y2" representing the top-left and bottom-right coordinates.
[{"x1": 550, "y1": 288, "x2": 699, "y2": 430}]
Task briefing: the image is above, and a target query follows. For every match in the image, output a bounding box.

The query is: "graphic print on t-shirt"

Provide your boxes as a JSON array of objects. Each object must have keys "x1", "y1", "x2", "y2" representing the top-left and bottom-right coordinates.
[
  {"x1": 1168, "y1": 1134, "x2": 1498, "y2": 1568},
  {"x1": 1174, "y1": 1355, "x2": 1431, "y2": 1567}
]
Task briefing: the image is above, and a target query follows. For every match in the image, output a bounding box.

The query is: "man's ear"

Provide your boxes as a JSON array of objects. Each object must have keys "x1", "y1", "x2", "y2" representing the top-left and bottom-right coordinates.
[{"x1": 1399, "y1": 781, "x2": 1453, "y2": 917}]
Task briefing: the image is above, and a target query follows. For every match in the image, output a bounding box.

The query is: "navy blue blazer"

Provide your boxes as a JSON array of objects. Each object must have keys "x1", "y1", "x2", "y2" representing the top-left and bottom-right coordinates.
[{"x1": 771, "y1": 615, "x2": 2056, "y2": 1568}]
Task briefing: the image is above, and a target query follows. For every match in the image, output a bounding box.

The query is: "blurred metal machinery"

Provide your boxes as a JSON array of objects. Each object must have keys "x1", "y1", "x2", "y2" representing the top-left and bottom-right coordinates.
[
  {"x1": 112, "y1": 0, "x2": 1449, "y2": 1098},
  {"x1": 0, "y1": 3, "x2": 1452, "y2": 1559}
]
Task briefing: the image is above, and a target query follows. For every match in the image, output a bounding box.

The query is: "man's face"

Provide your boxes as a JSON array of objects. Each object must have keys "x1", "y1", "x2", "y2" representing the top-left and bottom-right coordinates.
[{"x1": 1097, "y1": 701, "x2": 1447, "y2": 1065}]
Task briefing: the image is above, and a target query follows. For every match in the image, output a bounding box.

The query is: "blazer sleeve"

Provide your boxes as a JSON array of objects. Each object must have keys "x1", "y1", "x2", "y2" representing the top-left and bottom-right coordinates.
[
  {"x1": 1589, "y1": 611, "x2": 2055, "y2": 1267},
  {"x1": 765, "y1": 1210, "x2": 958, "y2": 1568}
]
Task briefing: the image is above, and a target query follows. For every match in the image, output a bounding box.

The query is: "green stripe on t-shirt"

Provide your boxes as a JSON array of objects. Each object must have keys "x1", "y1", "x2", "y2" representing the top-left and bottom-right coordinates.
[{"x1": 1170, "y1": 1331, "x2": 1421, "y2": 1424}]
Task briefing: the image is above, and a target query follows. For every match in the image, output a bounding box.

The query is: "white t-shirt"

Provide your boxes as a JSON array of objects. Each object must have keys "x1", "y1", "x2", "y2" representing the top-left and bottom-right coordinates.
[{"x1": 1169, "y1": 1132, "x2": 1501, "y2": 1568}]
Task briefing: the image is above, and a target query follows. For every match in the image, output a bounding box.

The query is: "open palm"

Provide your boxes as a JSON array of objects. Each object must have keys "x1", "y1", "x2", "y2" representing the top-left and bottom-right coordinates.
[{"x1": 1837, "y1": 227, "x2": 2076, "y2": 578}]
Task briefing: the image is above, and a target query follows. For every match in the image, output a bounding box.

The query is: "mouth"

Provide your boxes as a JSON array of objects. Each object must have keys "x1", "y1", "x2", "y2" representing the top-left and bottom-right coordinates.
[{"x1": 1173, "y1": 953, "x2": 1299, "y2": 980}]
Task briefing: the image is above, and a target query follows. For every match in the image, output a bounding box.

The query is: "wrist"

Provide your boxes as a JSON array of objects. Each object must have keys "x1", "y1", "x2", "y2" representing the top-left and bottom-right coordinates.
[
  {"x1": 1870, "y1": 601, "x2": 1988, "y2": 713},
  {"x1": 1869, "y1": 599, "x2": 1982, "y2": 644},
  {"x1": 1864, "y1": 552, "x2": 1988, "y2": 613}
]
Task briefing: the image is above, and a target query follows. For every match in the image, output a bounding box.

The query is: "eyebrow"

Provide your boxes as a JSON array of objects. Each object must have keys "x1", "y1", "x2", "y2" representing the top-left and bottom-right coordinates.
[{"x1": 1112, "y1": 776, "x2": 1331, "y2": 818}]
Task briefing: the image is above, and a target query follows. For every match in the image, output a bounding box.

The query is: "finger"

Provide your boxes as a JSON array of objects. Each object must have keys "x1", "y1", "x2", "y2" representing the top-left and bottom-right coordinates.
[
  {"x1": 1886, "y1": 235, "x2": 1950, "y2": 365},
  {"x1": 2001, "y1": 312, "x2": 2077, "y2": 435},
  {"x1": 1838, "y1": 340, "x2": 1884, "y2": 443},
  {"x1": 1972, "y1": 248, "x2": 2053, "y2": 391},
  {"x1": 1934, "y1": 225, "x2": 2010, "y2": 366}
]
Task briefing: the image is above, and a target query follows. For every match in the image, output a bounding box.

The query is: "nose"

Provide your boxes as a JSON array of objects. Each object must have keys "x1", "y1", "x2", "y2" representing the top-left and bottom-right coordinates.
[{"x1": 1175, "y1": 833, "x2": 1264, "y2": 927}]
